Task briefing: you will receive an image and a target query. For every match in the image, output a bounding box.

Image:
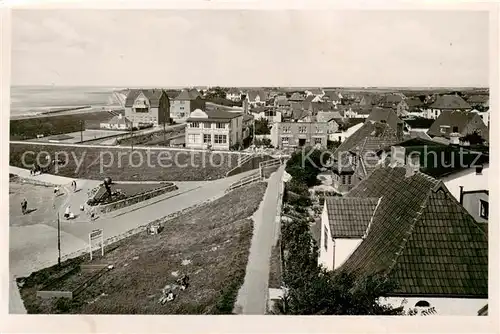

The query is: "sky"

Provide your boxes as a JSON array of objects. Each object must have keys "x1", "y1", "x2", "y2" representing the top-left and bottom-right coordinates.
[{"x1": 10, "y1": 9, "x2": 490, "y2": 87}]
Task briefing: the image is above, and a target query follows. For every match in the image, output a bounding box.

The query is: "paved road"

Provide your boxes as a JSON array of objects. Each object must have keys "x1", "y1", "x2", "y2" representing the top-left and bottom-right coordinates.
[
  {"x1": 235, "y1": 165, "x2": 284, "y2": 314},
  {"x1": 8, "y1": 166, "x2": 258, "y2": 313}
]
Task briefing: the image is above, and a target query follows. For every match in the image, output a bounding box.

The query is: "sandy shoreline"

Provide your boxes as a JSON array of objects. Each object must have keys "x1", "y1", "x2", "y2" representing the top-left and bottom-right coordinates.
[{"x1": 10, "y1": 105, "x2": 123, "y2": 121}]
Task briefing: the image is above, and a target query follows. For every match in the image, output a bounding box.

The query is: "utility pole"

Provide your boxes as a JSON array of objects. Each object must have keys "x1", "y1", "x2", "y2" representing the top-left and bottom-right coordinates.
[
  {"x1": 163, "y1": 121, "x2": 166, "y2": 146},
  {"x1": 57, "y1": 212, "x2": 61, "y2": 266},
  {"x1": 80, "y1": 120, "x2": 84, "y2": 143}
]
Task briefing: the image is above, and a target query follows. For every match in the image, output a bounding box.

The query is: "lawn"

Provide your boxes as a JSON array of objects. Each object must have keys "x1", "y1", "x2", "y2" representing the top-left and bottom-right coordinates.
[
  {"x1": 10, "y1": 111, "x2": 121, "y2": 141},
  {"x1": 10, "y1": 143, "x2": 242, "y2": 181},
  {"x1": 18, "y1": 181, "x2": 268, "y2": 314},
  {"x1": 89, "y1": 182, "x2": 175, "y2": 206}
]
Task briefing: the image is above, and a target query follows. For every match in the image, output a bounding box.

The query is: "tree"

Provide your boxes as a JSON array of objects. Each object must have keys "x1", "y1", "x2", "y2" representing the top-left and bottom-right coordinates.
[
  {"x1": 254, "y1": 118, "x2": 270, "y2": 135},
  {"x1": 462, "y1": 131, "x2": 486, "y2": 145},
  {"x1": 285, "y1": 146, "x2": 331, "y2": 187}
]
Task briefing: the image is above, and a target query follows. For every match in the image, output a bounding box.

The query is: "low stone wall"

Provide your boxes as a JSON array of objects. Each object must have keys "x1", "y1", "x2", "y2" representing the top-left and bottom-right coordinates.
[
  {"x1": 14, "y1": 176, "x2": 59, "y2": 188},
  {"x1": 226, "y1": 155, "x2": 274, "y2": 177},
  {"x1": 94, "y1": 184, "x2": 178, "y2": 215}
]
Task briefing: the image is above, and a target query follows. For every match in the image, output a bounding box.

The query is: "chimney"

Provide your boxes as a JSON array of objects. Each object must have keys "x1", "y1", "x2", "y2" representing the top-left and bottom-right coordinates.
[
  {"x1": 459, "y1": 186, "x2": 464, "y2": 204},
  {"x1": 396, "y1": 121, "x2": 404, "y2": 140},
  {"x1": 450, "y1": 132, "x2": 460, "y2": 145},
  {"x1": 118, "y1": 114, "x2": 123, "y2": 119},
  {"x1": 405, "y1": 152, "x2": 420, "y2": 177},
  {"x1": 390, "y1": 146, "x2": 406, "y2": 166}
]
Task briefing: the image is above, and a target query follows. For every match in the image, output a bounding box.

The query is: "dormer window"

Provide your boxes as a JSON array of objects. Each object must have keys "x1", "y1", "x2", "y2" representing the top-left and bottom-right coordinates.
[{"x1": 480, "y1": 200, "x2": 489, "y2": 219}]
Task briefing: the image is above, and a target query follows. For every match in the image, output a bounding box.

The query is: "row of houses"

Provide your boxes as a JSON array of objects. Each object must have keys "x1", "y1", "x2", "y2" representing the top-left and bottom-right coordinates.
[{"x1": 308, "y1": 108, "x2": 489, "y2": 315}]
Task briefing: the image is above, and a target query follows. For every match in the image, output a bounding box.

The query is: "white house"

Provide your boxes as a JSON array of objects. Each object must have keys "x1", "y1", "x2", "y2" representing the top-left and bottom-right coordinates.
[
  {"x1": 319, "y1": 164, "x2": 488, "y2": 315},
  {"x1": 443, "y1": 163, "x2": 488, "y2": 202},
  {"x1": 99, "y1": 114, "x2": 132, "y2": 130},
  {"x1": 471, "y1": 108, "x2": 490, "y2": 126},
  {"x1": 185, "y1": 109, "x2": 244, "y2": 150},
  {"x1": 327, "y1": 122, "x2": 364, "y2": 142},
  {"x1": 226, "y1": 88, "x2": 242, "y2": 102}
]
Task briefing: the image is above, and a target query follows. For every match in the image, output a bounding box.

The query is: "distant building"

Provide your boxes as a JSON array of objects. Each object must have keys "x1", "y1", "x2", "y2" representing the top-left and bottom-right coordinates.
[
  {"x1": 170, "y1": 89, "x2": 206, "y2": 121},
  {"x1": 425, "y1": 94, "x2": 471, "y2": 119},
  {"x1": 124, "y1": 89, "x2": 170, "y2": 127},
  {"x1": 365, "y1": 107, "x2": 405, "y2": 132},
  {"x1": 270, "y1": 121, "x2": 330, "y2": 149},
  {"x1": 288, "y1": 92, "x2": 306, "y2": 102},
  {"x1": 185, "y1": 109, "x2": 243, "y2": 150},
  {"x1": 379, "y1": 94, "x2": 409, "y2": 117},
  {"x1": 427, "y1": 110, "x2": 489, "y2": 143},
  {"x1": 226, "y1": 88, "x2": 243, "y2": 102},
  {"x1": 99, "y1": 114, "x2": 132, "y2": 130},
  {"x1": 246, "y1": 91, "x2": 269, "y2": 107},
  {"x1": 251, "y1": 106, "x2": 282, "y2": 124},
  {"x1": 319, "y1": 165, "x2": 487, "y2": 315}
]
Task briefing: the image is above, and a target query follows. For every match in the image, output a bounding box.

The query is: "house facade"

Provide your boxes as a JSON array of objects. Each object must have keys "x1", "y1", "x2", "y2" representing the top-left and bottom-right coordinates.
[
  {"x1": 460, "y1": 189, "x2": 489, "y2": 223},
  {"x1": 425, "y1": 95, "x2": 471, "y2": 119},
  {"x1": 124, "y1": 89, "x2": 170, "y2": 127},
  {"x1": 251, "y1": 106, "x2": 282, "y2": 124},
  {"x1": 170, "y1": 90, "x2": 206, "y2": 121},
  {"x1": 270, "y1": 122, "x2": 329, "y2": 148},
  {"x1": 319, "y1": 165, "x2": 488, "y2": 316},
  {"x1": 246, "y1": 91, "x2": 269, "y2": 107},
  {"x1": 226, "y1": 88, "x2": 243, "y2": 102},
  {"x1": 427, "y1": 110, "x2": 489, "y2": 143},
  {"x1": 99, "y1": 114, "x2": 132, "y2": 130},
  {"x1": 185, "y1": 109, "x2": 244, "y2": 150}
]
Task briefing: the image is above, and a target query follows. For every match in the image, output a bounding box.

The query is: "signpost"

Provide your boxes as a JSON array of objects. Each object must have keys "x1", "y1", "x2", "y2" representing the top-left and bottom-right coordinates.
[{"x1": 89, "y1": 229, "x2": 104, "y2": 261}]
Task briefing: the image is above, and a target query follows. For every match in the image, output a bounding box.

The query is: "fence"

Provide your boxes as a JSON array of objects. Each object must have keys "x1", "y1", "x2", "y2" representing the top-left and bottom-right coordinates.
[{"x1": 226, "y1": 173, "x2": 262, "y2": 192}]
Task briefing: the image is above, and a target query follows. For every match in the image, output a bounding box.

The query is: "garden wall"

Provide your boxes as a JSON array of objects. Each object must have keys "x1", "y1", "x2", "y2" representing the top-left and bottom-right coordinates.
[
  {"x1": 95, "y1": 184, "x2": 178, "y2": 214},
  {"x1": 226, "y1": 155, "x2": 274, "y2": 177}
]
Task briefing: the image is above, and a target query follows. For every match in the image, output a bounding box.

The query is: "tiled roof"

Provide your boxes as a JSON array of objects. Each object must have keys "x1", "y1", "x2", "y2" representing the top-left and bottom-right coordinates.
[
  {"x1": 339, "y1": 167, "x2": 488, "y2": 298},
  {"x1": 383, "y1": 94, "x2": 405, "y2": 104},
  {"x1": 316, "y1": 111, "x2": 342, "y2": 123},
  {"x1": 311, "y1": 102, "x2": 336, "y2": 113},
  {"x1": 124, "y1": 89, "x2": 166, "y2": 107},
  {"x1": 376, "y1": 137, "x2": 489, "y2": 178},
  {"x1": 466, "y1": 95, "x2": 489, "y2": 105},
  {"x1": 427, "y1": 110, "x2": 487, "y2": 140},
  {"x1": 325, "y1": 197, "x2": 380, "y2": 238},
  {"x1": 429, "y1": 95, "x2": 471, "y2": 110},
  {"x1": 366, "y1": 107, "x2": 403, "y2": 131},
  {"x1": 332, "y1": 122, "x2": 400, "y2": 174},
  {"x1": 406, "y1": 97, "x2": 425, "y2": 108},
  {"x1": 175, "y1": 89, "x2": 202, "y2": 101},
  {"x1": 188, "y1": 88, "x2": 202, "y2": 98},
  {"x1": 324, "y1": 91, "x2": 342, "y2": 101}
]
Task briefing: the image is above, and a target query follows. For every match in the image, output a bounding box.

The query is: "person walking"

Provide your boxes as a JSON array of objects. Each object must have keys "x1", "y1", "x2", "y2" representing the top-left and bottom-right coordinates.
[
  {"x1": 71, "y1": 180, "x2": 77, "y2": 192},
  {"x1": 64, "y1": 205, "x2": 71, "y2": 219},
  {"x1": 21, "y1": 199, "x2": 27, "y2": 215}
]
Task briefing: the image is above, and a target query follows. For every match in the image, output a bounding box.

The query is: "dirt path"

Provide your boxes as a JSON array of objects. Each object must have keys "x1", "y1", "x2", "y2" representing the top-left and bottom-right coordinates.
[{"x1": 234, "y1": 165, "x2": 284, "y2": 314}]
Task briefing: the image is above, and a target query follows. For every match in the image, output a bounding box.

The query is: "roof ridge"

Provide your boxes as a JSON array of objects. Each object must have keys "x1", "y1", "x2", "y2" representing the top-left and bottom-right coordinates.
[
  {"x1": 384, "y1": 186, "x2": 434, "y2": 279},
  {"x1": 362, "y1": 196, "x2": 383, "y2": 239}
]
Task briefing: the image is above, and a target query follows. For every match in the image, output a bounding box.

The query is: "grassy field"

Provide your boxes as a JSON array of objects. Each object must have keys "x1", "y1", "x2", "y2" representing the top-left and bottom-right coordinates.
[
  {"x1": 19, "y1": 182, "x2": 268, "y2": 314},
  {"x1": 10, "y1": 143, "x2": 241, "y2": 181},
  {"x1": 10, "y1": 111, "x2": 121, "y2": 141}
]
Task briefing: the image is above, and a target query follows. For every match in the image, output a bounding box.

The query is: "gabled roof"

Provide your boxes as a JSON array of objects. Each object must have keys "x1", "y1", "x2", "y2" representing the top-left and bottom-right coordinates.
[
  {"x1": 227, "y1": 88, "x2": 242, "y2": 94},
  {"x1": 247, "y1": 91, "x2": 269, "y2": 102},
  {"x1": 383, "y1": 94, "x2": 405, "y2": 104},
  {"x1": 124, "y1": 89, "x2": 166, "y2": 107},
  {"x1": 311, "y1": 102, "x2": 336, "y2": 113},
  {"x1": 332, "y1": 122, "x2": 401, "y2": 173},
  {"x1": 175, "y1": 89, "x2": 202, "y2": 101},
  {"x1": 325, "y1": 197, "x2": 380, "y2": 238},
  {"x1": 188, "y1": 88, "x2": 202, "y2": 98},
  {"x1": 316, "y1": 111, "x2": 342, "y2": 123},
  {"x1": 339, "y1": 166, "x2": 488, "y2": 298},
  {"x1": 406, "y1": 97, "x2": 425, "y2": 108},
  {"x1": 366, "y1": 107, "x2": 403, "y2": 131},
  {"x1": 429, "y1": 95, "x2": 471, "y2": 110},
  {"x1": 289, "y1": 92, "x2": 305, "y2": 101},
  {"x1": 427, "y1": 110, "x2": 485, "y2": 139},
  {"x1": 466, "y1": 94, "x2": 489, "y2": 105}
]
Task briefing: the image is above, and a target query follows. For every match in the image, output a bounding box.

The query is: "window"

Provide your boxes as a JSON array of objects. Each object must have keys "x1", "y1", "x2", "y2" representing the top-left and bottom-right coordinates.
[
  {"x1": 314, "y1": 138, "x2": 322, "y2": 145},
  {"x1": 342, "y1": 175, "x2": 346, "y2": 184},
  {"x1": 216, "y1": 123, "x2": 225, "y2": 129},
  {"x1": 315, "y1": 126, "x2": 323, "y2": 133},
  {"x1": 480, "y1": 200, "x2": 489, "y2": 219},
  {"x1": 299, "y1": 126, "x2": 307, "y2": 133},
  {"x1": 281, "y1": 137, "x2": 289, "y2": 145},
  {"x1": 415, "y1": 300, "x2": 430, "y2": 308},
  {"x1": 452, "y1": 126, "x2": 459, "y2": 132},
  {"x1": 180, "y1": 107, "x2": 185, "y2": 110},
  {"x1": 203, "y1": 134, "x2": 211, "y2": 143},
  {"x1": 190, "y1": 122, "x2": 200, "y2": 128},
  {"x1": 347, "y1": 175, "x2": 352, "y2": 185},
  {"x1": 324, "y1": 226, "x2": 328, "y2": 251},
  {"x1": 203, "y1": 122, "x2": 211, "y2": 129},
  {"x1": 440, "y1": 125, "x2": 449, "y2": 134},
  {"x1": 188, "y1": 134, "x2": 200, "y2": 143},
  {"x1": 214, "y1": 134, "x2": 227, "y2": 144},
  {"x1": 283, "y1": 126, "x2": 291, "y2": 133}
]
